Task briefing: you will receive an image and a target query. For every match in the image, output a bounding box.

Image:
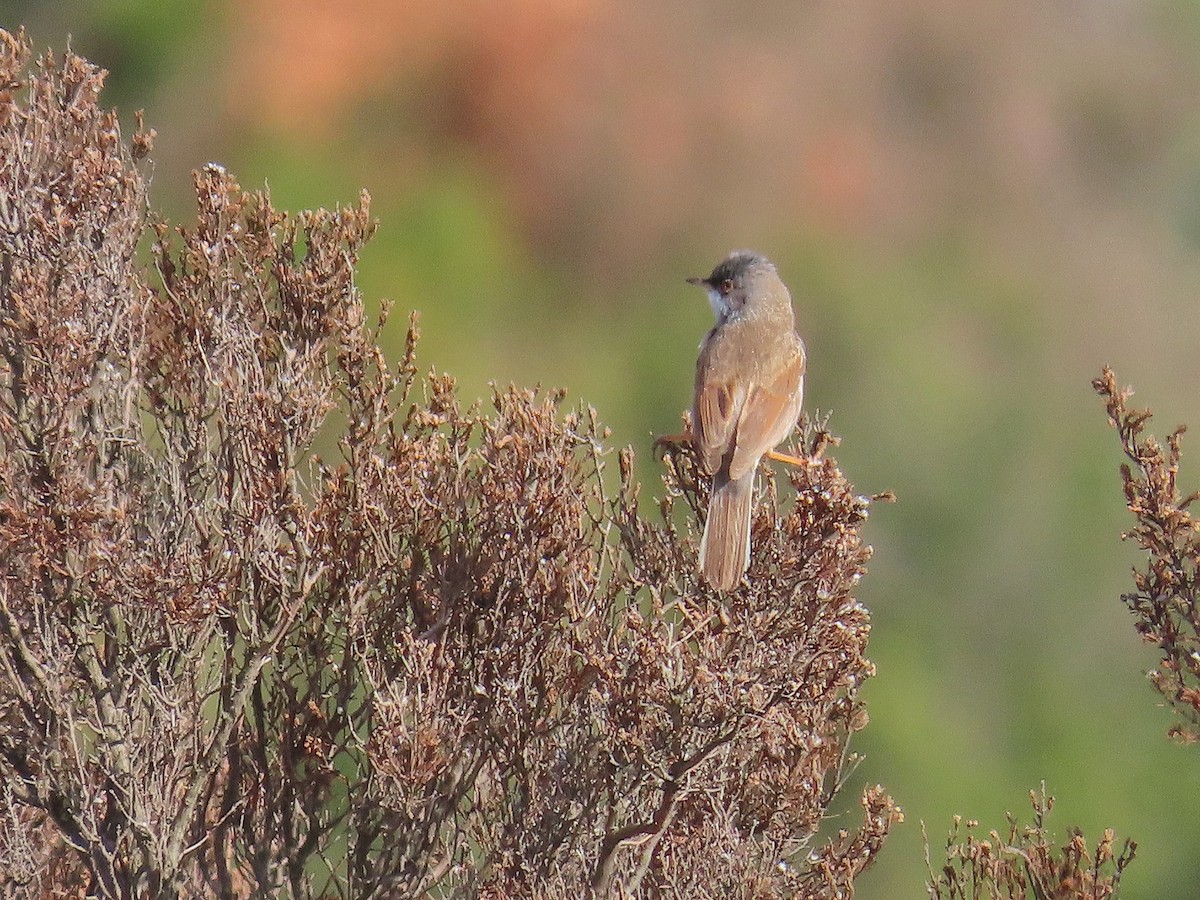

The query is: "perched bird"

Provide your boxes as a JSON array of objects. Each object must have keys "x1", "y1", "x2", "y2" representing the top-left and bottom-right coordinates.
[{"x1": 687, "y1": 251, "x2": 807, "y2": 590}]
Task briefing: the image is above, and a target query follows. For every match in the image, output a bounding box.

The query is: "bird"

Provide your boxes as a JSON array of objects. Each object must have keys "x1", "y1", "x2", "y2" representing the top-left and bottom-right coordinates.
[{"x1": 685, "y1": 251, "x2": 807, "y2": 591}]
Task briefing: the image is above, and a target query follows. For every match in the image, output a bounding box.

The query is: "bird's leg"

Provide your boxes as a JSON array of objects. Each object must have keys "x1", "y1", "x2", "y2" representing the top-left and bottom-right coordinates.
[
  {"x1": 653, "y1": 432, "x2": 693, "y2": 462},
  {"x1": 765, "y1": 448, "x2": 811, "y2": 468},
  {"x1": 653, "y1": 430, "x2": 692, "y2": 450},
  {"x1": 653, "y1": 414, "x2": 695, "y2": 458}
]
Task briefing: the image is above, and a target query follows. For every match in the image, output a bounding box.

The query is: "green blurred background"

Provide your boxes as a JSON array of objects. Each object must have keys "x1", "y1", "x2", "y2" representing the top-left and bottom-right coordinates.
[{"x1": 7, "y1": 0, "x2": 1200, "y2": 894}]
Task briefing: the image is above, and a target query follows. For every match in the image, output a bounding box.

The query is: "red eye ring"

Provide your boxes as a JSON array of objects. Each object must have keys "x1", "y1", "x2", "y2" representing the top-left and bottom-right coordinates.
[{"x1": 721, "y1": 278, "x2": 734, "y2": 293}]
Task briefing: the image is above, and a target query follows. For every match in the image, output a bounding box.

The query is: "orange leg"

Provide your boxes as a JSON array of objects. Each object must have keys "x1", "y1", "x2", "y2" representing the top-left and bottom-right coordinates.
[
  {"x1": 765, "y1": 448, "x2": 810, "y2": 468},
  {"x1": 653, "y1": 428, "x2": 694, "y2": 456},
  {"x1": 653, "y1": 431, "x2": 690, "y2": 447}
]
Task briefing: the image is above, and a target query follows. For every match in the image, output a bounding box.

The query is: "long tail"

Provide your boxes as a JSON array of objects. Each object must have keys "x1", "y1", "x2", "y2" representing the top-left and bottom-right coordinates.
[{"x1": 698, "y1": 470, "x2": 754, "y2": 591}]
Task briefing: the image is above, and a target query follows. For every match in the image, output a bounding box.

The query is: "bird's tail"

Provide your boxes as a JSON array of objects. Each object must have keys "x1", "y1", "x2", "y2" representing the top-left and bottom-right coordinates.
[{"x1": 698, "y1": 470, "x2": 754, "y2": 591}]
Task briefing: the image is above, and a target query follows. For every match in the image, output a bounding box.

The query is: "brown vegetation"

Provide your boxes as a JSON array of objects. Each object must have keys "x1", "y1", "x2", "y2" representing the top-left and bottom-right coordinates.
[
  {"x1": 1, "y1": 24, "x2": 1166, "y2": 900},
  {"x1": 1094, "y1": 367, "x2": 1200, "y2": 743},
  {"x1": 0, "y1": 29, "x2": 898, "y2": 898},
  {"x1": 926, "y1": 786, "x2": 1135, "y2": 900}
]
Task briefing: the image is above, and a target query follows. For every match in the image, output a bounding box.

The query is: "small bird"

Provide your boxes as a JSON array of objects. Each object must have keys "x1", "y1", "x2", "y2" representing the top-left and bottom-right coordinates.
[{"x1": 686, "y1": 251, "x2": 807, "y2": 591}]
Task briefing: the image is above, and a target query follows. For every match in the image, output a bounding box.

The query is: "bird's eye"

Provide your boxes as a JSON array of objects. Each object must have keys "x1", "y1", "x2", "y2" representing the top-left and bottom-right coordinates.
[{"x1": 721, "y1": 278, "x2": 734, "y2": 294}]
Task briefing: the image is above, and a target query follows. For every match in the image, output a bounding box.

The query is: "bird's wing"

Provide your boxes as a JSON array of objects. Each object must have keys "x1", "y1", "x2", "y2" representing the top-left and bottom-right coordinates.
[
  {"x1": 727, "y1": 349, "x2": 805, "y2": 481},
  {"x1": 693, "y1": 379, "x2": 746, "y2": 476}
]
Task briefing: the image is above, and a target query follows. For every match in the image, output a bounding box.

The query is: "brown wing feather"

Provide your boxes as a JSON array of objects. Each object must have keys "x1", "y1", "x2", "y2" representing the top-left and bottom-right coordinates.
[
  {"x1": 727, "y1": 350, "x2": 805, "y2": 481},
  {"x1": 693, "y1": 380, "x2": 745, "y2": 475}
]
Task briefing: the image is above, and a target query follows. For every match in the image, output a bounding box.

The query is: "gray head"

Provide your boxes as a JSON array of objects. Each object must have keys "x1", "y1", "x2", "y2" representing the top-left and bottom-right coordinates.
[{"x1": 687, "y1": 250, "x2": 791, "y2": 322}]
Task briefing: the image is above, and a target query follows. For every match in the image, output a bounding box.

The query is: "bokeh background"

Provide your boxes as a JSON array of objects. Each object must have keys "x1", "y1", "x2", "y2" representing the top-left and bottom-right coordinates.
[{"x1": 7, "y1": 0, "x2": 1200, "y2": 895}]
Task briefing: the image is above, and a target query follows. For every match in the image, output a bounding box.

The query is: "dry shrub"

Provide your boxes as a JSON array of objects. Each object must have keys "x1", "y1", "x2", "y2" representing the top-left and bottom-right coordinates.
[
  {"x1": 926, "y1": 786, "x2": 1135, "y2": 900},
  {"x1": 1094, "y1": 366, "x2": 1200, "y2": 743},
  {"x1": 0, "y1": 28, "x2": 898, "y2": 898}
]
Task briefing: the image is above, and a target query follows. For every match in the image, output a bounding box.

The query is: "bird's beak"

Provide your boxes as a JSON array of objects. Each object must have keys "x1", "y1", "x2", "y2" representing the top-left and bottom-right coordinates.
[{"x1": 685, "y1": 276, "x2": 705, "y2": 286}]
